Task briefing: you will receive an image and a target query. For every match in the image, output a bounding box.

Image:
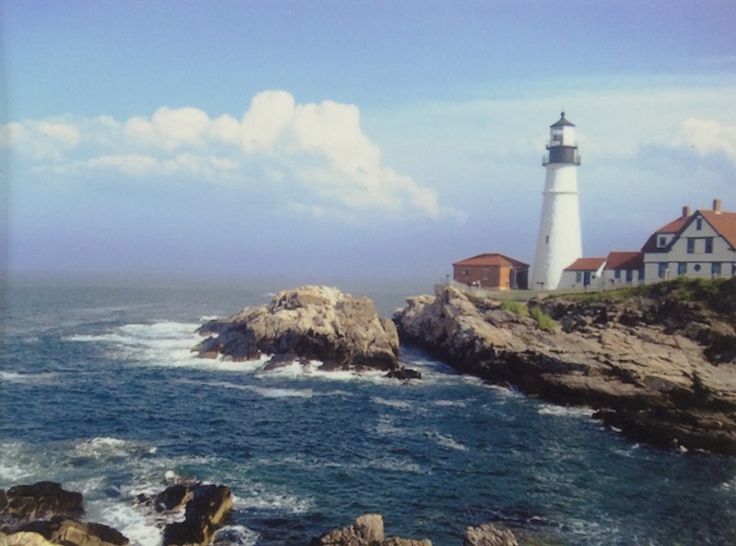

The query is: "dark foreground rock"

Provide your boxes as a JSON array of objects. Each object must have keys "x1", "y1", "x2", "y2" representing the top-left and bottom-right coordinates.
[
  {"x1": 0, "y1": 482, "x2": 127, "y2": 546},
  {"x1": 310, "y1": 514, "x2": 431, "y2": 546},
  {"x1": 194, "y1": 286, "x2": 402, "y2": 373},
  {"x1": 393, "y1": 279, "x2": 736, "y2": 455},
  {"x1": 162, "y1": 484, "x2": 234, "y2": 546}
]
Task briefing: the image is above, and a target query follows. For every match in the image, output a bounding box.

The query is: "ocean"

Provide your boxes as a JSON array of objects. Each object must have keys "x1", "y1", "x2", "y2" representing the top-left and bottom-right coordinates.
[{"x1": 1, "y1": 281, "x2": 735, "y2": 545}]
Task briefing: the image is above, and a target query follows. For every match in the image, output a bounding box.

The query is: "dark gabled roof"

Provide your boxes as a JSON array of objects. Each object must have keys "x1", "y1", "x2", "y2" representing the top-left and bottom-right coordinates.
[
  {"x1": 641, "y1": 215, "x2": 689, "y2": 253},
  {"x1": 605, "y1": 251, "x2": 643, "y2": 271},
  {"x1": 453, "y1": 253, "x2": 529, "y2": 268},
  {"x1": 642, "y1": 206, "x2": 736, "y2": 253},
  {"x1": 564, "y1": 257, "x2": 606, "y2": 271},
  {"x1": 550, "y1": 112, "x2": 575, "y2": 128}
]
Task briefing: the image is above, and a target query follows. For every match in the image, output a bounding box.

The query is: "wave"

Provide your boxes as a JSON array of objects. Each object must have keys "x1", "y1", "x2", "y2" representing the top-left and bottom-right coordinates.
[
  {"x1": 213, "y1": 525, "x2": 260, "y2": 546},
  {"x1": 370, "y1": 396, "x2": 414, "y2": 410},
  {"x1": 0, "y1": 371, "x2": 58, "y2": 384},
  {"x1": 424, "y1": 431, "x2": 468, "y2": 452},
  {"x1": 234, "y1": 486, "x2": 313, "y2": 514},
  {"x1": 537, "y1": 403, "x2": 595, "y2": 418},
  {"x1": 432, "y1": 399, "x2": 468, "y2": 407}
]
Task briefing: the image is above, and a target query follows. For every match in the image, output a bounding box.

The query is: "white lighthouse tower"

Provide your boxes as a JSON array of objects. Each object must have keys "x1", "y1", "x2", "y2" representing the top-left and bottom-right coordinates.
[{"x1": 531, "y1": 112, "x2": 583, "y2": 290}]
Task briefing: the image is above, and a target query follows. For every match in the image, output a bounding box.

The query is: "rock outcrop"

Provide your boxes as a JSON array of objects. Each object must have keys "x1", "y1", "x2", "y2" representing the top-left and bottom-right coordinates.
[
  {"x1": 162, "y1": 483, "x2": 233, "y2": 546},
  {"x1": 194, "y1": 286, "x2": 402, "y2": 373},
  {"x1": 463, "y1": 523, "x2": 519, "y2": 546},
  {"x1": 310, "y1": 514, "x2": 431, "y2": 546},
  {"x1": 394, "y1": 279, "x2": 736, "y2": 455},
  {"x1": 0, "y1": 482, "x2": 127, "y2": 546}
]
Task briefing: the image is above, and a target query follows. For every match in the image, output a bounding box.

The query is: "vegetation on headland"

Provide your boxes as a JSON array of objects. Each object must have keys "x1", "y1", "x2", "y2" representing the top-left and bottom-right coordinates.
[
  {"x1": 529, "y1": 306, "x2": 558, "y2": 332},
  {"x1": 549, "y1": 277, "x2": 736, "y2": 314},
  {"x1": 500, "y1": 299, "x2": 528, "y2": 317}
]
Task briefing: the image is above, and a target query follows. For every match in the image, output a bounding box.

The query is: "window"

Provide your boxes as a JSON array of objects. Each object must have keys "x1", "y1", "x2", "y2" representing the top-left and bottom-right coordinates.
[
  {"x1": 677, "y1": 263, "x2": 686, "y2": 275},
  {"x1": 658, "y1": 263, "x2": 668, "y2": 278},
  {"x1": 705, "y1": 238, "x2": 713, "y2": 254},
  {"x1": 614, "y1": 269, "x2": 621, "y2": 279},
  {"x1": 733, "y1": 263, "x2": 736, "y2": 275},
  {"x1": 481, "y1": 268, "x2": 491, "y2": 281},
  {"x1": 694, "y1": 264, "x2": 702, "y2": 272},
  {"x1": 626, "y1": 269, "x2": 633, "y2": 282},
  {"x1": 658, "y1": 236, "x2": 667, "y2": 247},
  {"x1": 575, "y1": 272, "x2": 582, "y2": 283},
  {"x1": 545, "y1": 235, "x2": 550, "y2": 244},
  {"x1": 687, "y1": 238, "x2": 695, "y2": 254},
  {"x1": 462, "y1": 269, "x2": 469, "y2": 277},
  {"x1": 712, "y1": 263, "x2": 721, "y2": 276},
  {"x1": 696, "y1": 218, "x2": 703, "y2": 231}
]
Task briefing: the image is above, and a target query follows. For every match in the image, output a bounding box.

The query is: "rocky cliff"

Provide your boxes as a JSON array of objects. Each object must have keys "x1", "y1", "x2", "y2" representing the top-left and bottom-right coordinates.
[
  {"x1": 393, "y1": 278, "x2": 736, "y2": 455},
  {"x1": 194, "y1": 286, "x2": 401, "y2": 372}
]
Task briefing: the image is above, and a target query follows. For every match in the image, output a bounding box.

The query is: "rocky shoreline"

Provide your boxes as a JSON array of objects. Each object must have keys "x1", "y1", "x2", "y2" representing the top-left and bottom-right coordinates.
[
  {"x1": 393, "y1": 278, "x2": 736, "y2": 455},
  {"x1": 1, "y1": 482, "x2": 525, "y2": 546}
]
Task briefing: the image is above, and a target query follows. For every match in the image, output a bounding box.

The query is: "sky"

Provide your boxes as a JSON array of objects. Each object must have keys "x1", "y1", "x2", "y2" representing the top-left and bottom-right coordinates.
[{"x1": 2, "y1": 0, "x2": 735, "y2": 287}]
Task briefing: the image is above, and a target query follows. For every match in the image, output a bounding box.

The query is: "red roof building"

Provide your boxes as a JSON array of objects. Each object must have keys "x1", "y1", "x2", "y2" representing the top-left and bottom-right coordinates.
[{"x1": 452, "y1": 253, "x2": 529, "y2": 290}]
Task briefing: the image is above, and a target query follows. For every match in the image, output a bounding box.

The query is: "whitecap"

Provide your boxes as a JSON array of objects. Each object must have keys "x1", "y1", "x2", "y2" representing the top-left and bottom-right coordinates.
[
  {"x1": 234, "y1": 487, "x2": 313, "y2": 514},
  {"x1": 213, "y1": 525, "x2": 260, "y2": 546},
  {"x1": 86, "y1": 499, "x2": 163, "y2": 546},
  {"x1": 360, "y1": 456, "x2": 422, "y2": 473},
  {"x1": 370, "y1": 396, "x2": 413, "y2": 410},
  {"x1": 432, "y1": 399, "x2": 467, "y2": 407},
  {"x1": 187, "y1": 379, "x2": 313, "y2": 399},
  {"x1": 74, "y1": 437, "x2": 140, "y2": 459},
  {"x1": 0, "y1": 371, "x2": 58, "y2": 384},
  {"x1": 372, "y1": 415, "x2": 407, "y2": 437},
  {"x1": 537, "y1": 403, "x2": 594, "y2": 418},
  {"x1": 425, "y1": 431, "x2": 468, "y2": 452}
]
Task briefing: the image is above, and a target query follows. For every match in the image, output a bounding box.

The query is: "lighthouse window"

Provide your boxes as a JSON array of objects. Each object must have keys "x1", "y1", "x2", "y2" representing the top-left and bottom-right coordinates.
[{"x1": 545, "y1": 235, "x2": 549, "y2": 244}]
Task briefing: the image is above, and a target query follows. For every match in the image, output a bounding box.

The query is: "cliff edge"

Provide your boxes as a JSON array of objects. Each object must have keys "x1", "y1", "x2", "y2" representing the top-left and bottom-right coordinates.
[{"x1": 393, "y1": 278, "x2": 736, "y2": 455}]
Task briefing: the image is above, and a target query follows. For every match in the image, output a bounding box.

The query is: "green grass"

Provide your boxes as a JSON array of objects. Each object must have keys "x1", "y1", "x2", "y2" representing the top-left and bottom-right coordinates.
[
  {"x1": 501, "y1": 300, "x2": 528, "y2": 317},
  {"x1": 530, "y1": 307, "x2": 558, "y2": 332}
]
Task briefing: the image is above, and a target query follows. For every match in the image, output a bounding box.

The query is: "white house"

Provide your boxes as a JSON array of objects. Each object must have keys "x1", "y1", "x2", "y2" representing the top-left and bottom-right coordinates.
[
  {"x1": 602, "y1": 251, "x2": 644, "y2": 287},
  {"x1": 642, "y1": 199, "x2": 736, "y2": 283},
  {"x1": 558, "y1": 257, "x2": 606, "y2": 290}
]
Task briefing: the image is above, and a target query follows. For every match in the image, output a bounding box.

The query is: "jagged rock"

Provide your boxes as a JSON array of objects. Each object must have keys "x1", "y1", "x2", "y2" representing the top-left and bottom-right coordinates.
[
  {"x1": 154, "y1": 484, "x2": 192, "y2": 512},
  {"x1": 310, "y1": 514, "x2": 431, "y2": 546},
  {"x1": 162, "y1": 484, "x2": 233, "y2": 546},
  {"x1": 2, "y1": 516, "x2": 128, "y2": 546},
  {"x1": 311, "y1": 513, "x2": 384, "y2": 545},
  {"x1": 1, "y1": 481, "x2": 84, "y2": 521},
  {"x1": 194, "y1": 286, "x2": 400, "y2": 372},
  {"x1": 463, "y1": 523, "x2": 519, "y2": 546},
  {"x1": 394, "y1": 282, "x2": 736, "y2": 455},
  {"x1": 384, "y1": 368, "x2": 422, "y2": 380}
]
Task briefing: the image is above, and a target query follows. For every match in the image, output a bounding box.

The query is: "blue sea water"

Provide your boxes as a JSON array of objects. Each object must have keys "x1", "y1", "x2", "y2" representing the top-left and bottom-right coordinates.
[{"x1": 1, "y1": 281, "x2": 735, "y2": 546}]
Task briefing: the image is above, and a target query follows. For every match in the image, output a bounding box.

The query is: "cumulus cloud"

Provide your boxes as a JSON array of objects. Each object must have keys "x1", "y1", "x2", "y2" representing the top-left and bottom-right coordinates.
[
  {"x1": 670, "y1": 117, "x2": 736, "y2": 163},
  {"x1": 1, "y1": 91, "x2": 450, "y2": 220}
]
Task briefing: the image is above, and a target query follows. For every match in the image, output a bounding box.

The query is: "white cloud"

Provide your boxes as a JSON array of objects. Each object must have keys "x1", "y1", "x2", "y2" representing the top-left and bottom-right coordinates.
[
  {"x1": 2, "y1": 91, "x2": 452, "y2": 221},
  {"x1": 670, "y1": 117, "x2": 736, "y2": 163}
]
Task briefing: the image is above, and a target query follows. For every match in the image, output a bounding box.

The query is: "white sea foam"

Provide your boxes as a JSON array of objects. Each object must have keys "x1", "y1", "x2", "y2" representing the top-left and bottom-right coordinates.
[
  {"x1": 234, "y1": 487, "x2": 313, "y2": 514},
  {"x1": 537, "y1": 403, "x2": 595, "y2": 418},
  {"x1": 88, "y1": 499, "x2": 163, "y2": 546},
  {"x1": 370, "y1": 396, "x2": 413, "y2": 410},
  {"x1": 198, "y1": 315, "x2": 220, "y2": 322},
  {"x1": 182, "y1": 379, "x2": 313, "y2": 399},
  {"x1": 432, "y1": 399, "x2": 468, "y2": 407},
  {"x1": 74, "y1": 437, "x2": 141, "y2": 459},
  {"x1": 360, "y1": 456, "x2": 422, "y2": 474},
  {"x1": 0, "y1": 370, "x2": 58, "y2": 384},
  {"x1": 373, "y1": 415, "x2": 408, "y2": 437},
  {"x1": 213, "y1": 525, "x2": 260, "y2": 546},
  {"x1": 425, "y1": 431, "x2": 468, "y2": 452}
]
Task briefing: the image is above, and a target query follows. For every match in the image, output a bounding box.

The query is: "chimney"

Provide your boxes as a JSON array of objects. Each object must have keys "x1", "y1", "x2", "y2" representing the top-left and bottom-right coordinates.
[
  {"x1": 713, "y1": 198, "x2": 722, "y2": 214},
  {"x1": 682, "y1": 206, "x2": 691, "y2": 218}
]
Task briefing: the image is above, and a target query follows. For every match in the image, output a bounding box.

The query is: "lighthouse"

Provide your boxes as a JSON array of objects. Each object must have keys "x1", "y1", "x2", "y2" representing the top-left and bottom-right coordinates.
[{"x1": 531, "y1": 112, "x2": 583, "y2": 290}]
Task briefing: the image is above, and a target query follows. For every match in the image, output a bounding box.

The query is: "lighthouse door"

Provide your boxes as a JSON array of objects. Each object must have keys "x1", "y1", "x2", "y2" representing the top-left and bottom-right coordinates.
[{"x1": 583, "y1": 271, "x2": 591, "y2": 287}]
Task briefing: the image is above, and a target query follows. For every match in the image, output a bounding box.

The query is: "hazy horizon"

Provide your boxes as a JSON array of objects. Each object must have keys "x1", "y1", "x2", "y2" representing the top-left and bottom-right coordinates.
[{"x1": 2, "y1": 1, "x2": 735, "y2": 284}]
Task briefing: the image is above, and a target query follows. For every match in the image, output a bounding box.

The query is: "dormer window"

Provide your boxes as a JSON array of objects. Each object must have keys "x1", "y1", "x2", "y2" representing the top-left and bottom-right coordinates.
[
  {"x1": 658, "y1": 236, "x2": 667, "y2": 247},
  {"x1": 696, "y1": 217, "x2": 703, "y2": 231}
]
